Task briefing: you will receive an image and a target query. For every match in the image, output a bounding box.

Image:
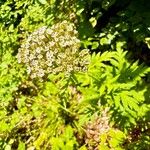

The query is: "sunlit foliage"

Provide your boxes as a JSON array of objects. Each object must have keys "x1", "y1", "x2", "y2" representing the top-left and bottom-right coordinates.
[{"x1": 0, "y1": 0, "x2": 150, "y2": 150}]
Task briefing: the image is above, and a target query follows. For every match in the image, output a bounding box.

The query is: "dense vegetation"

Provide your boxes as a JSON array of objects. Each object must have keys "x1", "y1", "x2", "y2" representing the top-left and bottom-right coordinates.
[{"x1": 0, "y1": 0, "x2": 150, "y2": 149}]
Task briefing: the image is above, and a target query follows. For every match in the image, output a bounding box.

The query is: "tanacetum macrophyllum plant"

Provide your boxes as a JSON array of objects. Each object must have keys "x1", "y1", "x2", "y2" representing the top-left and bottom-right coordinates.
[{"x1": 17, "y1": 20, "x2": 90, "y2": 79}]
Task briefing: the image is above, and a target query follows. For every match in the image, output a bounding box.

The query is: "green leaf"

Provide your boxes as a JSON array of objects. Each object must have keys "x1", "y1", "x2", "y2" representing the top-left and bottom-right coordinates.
[
  {"x1": 64, "y1": 126, "x2": 73, "y2": 140},
  {"x1": 145, "y1": 37, "x2": 150, "y2": 49},
  {"x1": 109, "y1": 138, "x2": 119, "y2": 147},
  {"x1": 100, "y1": 37, "x2": 109, "y2": 45},
  {"x1": 99, "y1": 145, "x2": 110, "y2": 150},
  {"x1": 0, "y1": 121, "x2": 9, "y2": 132},
  {"x1": 4, "y1": 145, "x2": 11, "y2": 150},
  {"x1": 43, "y1": 82, "x2": 58, "y2": 96},
  {"x1": 18, "y1": 141, "x2": 25, "y2": 150},
  {"x1": 8, "y1": 24, "x2": 14, "y2": 32},
  {"x1": 89, "y1": 17, "x2": 97, "y2": 27},
  {"x1": 91, "y1": 41, "x2": 99, "y2": 50}
]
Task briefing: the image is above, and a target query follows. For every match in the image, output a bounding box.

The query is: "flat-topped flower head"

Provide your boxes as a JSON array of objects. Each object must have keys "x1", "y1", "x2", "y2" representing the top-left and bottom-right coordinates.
[{"x1": 17, "y1": 21, "x2": 90, "y2": 79}]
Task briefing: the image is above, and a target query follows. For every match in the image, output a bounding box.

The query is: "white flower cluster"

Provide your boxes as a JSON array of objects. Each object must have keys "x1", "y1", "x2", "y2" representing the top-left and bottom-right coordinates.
[{"x1": 17, "y1": 21, "x2": 89, "y2": 79}]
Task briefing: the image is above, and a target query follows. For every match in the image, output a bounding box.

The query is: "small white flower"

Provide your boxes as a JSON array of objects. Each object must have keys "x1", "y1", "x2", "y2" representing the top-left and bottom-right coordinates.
[
  {"x1": 47, "y1": 60, "x2": 53, "y2": 67},
  {"x1": 24, "y1": 55, "x2": 29, "y2": 63},
  {"x1": 38, "y1": 26, "x2": 47, "y2": 34},
  {"x1": 46, "y1": 51, "x2": 54, "y2": 59},
  {"x1": 29, "y1": 54, "x2": 35, "y2": 60},
  {"x1": 46, "y1": 28, "x2": 53, "y2": 35},
  {"x1": 35, "y1": 47, "x2": 41, "y2": 53},
  {"x1": 49, "y1": 41, "x2": 55, "y2": 47},
  {"x1": 73, "y1": 30, "x2": 78, "y2": 35},
  {"x1": 51, "y1": 32, "x2": 58, "y2": 38},
  {"x1": 31, "y1": 59, "x2": 38, "y2": 67},
  {"x1": 67, "y1": 65, "x2": 74, "y2": 73},
  {"x1": 17, "y1": 53, "x2": 22, "y2": 63},
  {"x1": 44, "y1": 46, "x2": 50, "y2": 52},
  {"x1": 30, "y1": 43, "x2": 37, "y2": 49},
  {"x1": 38, "y1": 34, "x2": 46, "y2": 40},
  {"x1": 30, "y1": 73, "x2": 37, "y2": 79},
  {"x1": 37, "y1": 54, "x2": 43, "y2": 59},
  {"x1": 27, "y1": 66, "x2": 31, "y2": 74},
  {"x1": 67, "y1": 24, "x2": 73, "y2": 31},
  {"x1": 37, "y1": 69, "x2": 45, "y2": 77}
]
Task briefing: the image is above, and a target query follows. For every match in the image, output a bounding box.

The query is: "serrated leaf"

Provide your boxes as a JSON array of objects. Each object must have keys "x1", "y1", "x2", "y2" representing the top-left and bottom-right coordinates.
[{"x1": 114, "y1": 95, "x2": 121, "y2": 108}]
